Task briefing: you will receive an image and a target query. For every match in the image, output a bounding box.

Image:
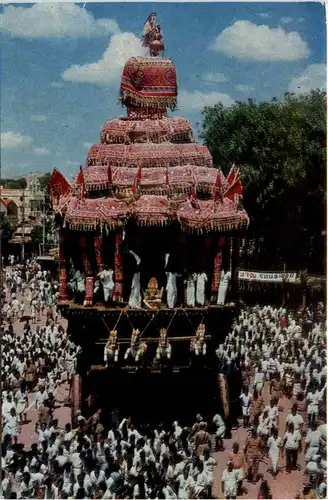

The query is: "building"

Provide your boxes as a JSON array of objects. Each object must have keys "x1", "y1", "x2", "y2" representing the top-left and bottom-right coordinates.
[{"x1": 0, "y1": 175, "x2": 45, "y2": 224}]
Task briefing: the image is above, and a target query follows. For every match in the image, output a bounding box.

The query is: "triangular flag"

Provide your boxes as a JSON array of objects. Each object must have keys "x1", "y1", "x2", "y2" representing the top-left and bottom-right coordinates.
[
  {"x1": 226, "y1": 164, "x2": 236, "y2": 186},
  {"x1": 213, "y1": 171, "x2": 222, "y2": 201},
  {"x1": 132, "y1": 167, "x2": 142, "y2": 194},
  {"x1": 76, "y1": 165, "x2": 85, "y2": 201}
]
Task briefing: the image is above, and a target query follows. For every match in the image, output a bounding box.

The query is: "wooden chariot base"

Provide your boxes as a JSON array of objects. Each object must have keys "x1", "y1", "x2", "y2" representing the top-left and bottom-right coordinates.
[{"x1": 58, "y1": 301, "x2": 236, "y2": 317}]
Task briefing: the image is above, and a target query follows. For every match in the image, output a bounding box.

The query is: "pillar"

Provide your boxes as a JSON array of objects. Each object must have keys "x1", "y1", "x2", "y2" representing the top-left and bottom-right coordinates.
[
  {"x1": 210, "y1": 235, "x2": 225, "y2": 303},
  {"x1": 113, "y1": 227, "x2": 124, "y2": 303},
  {"x1": 59, "y1": 227, "x2": 68, "y2": 302},
  {"x1": 80, "y1": 234, "x2": 93, "y2": 305},
  {"x1": 94, "y1": 232, "x2": 104, "y2": 273}
]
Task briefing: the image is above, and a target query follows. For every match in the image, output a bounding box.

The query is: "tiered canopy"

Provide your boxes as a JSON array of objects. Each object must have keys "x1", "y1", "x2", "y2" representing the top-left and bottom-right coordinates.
[{"x1": 50, "y1": 26, "x2": 248, "y2": 234}]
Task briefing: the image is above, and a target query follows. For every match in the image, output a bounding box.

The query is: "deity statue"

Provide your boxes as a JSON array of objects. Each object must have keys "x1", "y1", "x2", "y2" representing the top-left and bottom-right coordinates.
[
  {"x1": 143, "y1": 277, "x2": 164, "y2": 309},
  {"x1": 124, "y1": 328, "x2": 147, "y2": 362},
  {"x1": 190, "y1": 323, "x2": 207, "y2": 356},
  {"x1": 156, "y1": 328, "x2": 172, "y2": 361},
  {"x1": 142, "y1": 12, "x2": 165, "y2": 56},
  {"x1": 104, "y1": 330, "x2": 119, "y2": 365}
]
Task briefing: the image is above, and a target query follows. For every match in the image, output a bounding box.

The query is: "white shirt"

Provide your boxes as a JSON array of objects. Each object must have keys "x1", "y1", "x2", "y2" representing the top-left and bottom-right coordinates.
[
  {"x1": 221, "y1": 469, "x2": 239, "y2": 497},
  {"x1": 284, "y1": 430, "x2": 301, "y2": 450},
  {"x1": 286, "y1": 413, "x2": 304, "y2": 431}
]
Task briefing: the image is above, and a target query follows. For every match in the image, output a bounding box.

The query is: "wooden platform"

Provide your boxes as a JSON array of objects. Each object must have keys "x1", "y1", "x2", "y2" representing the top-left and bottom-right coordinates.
[{"x1": 59, "y1": 301, "x2": 236, "y2": 316}]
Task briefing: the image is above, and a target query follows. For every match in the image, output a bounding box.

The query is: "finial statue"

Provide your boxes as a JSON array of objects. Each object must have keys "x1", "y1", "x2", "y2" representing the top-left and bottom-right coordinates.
[{"x1": 142, "y1": 12, "x2": 165, "y2": 56}]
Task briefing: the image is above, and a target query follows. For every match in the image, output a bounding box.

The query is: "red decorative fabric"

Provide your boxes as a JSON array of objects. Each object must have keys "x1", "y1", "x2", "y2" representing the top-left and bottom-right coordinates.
[
  {"x1": 113, "y1": 228, "x2": 123, "y2": 302},
  {"x1": 59, "y1": 228, "x2": 68, "y2": 301},
  {"x1": 85, "y1": 277, "x2": 94, "y2": 303},
  {"x1": 75, "y1": 166, "x2": 85, "y2": 201},
  {"x1": 79, "y1": 234, "x2": 91, "y2": 276},
  {"x1": 211, "y1": 236, "x2": 226, "y2": 297},
  {"x1": 87, "y1": 143, "x2": 212, "y2": 169},
  {"x1": 101, "y1": 117, "x2": 192, "y2": 144},
  {"x1": 120, "y1": 56, "x2": 177, "y2": 109},
  {"x1": 49, "y1": 168, "x2": 71, "y2": 206},
  {"x1": 133, "y1": 195, "x2": 170, "y2": 225},
  {"x1": 94, "y1": 234, "x2": 104, "y2": 272},
  {"x1": 177, "y1": 198, "x2": 249, "y2": 232},
  {"x1": 64, "y1": 198, "x2": 128, "y2": 230}
]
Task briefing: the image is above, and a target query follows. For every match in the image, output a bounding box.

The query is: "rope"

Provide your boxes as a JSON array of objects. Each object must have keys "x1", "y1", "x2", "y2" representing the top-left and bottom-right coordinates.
[
  {"x1": 140, "y1": 311, "x2": 157, "y2": 338},
  {"x1": 124, "y1": 310, "x2": 135, "y2": 330},
  {"x1": 166, "y1": 309, "x2": 178, "y2": 333},
  {"x1": 101, "y1": 309, "x2": 124, "y2": 334},
  {"x1": 183, "y1": 310, "x2": 204, "y2": 335}
]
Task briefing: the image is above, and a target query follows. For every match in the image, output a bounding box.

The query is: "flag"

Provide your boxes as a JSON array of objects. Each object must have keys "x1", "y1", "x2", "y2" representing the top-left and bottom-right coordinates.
[
  {"x1": 226, "y1": 164, "x2": 236, "y2": 186},
  {"x1": 49, "y1": 168, "x2": 71, "y2": 205},
  {"x1": 190, "y1": 187, "x2": 200, "y2": 209},
  {"x1": 132, "y1": 167, "x2": 142, "y2": 194},
  {"x1": 76, "y1": 165, "x2": 85, "y2": 201},
  {"x1": 224, "y1": 169, "x2": 243, "y2": 203},
  {"x1": 213, "y1": 171, "x2": 222, "y2": 201}
]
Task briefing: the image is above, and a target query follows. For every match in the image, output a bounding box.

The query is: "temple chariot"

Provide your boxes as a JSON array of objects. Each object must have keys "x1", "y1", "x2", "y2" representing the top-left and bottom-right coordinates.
[{"x1": 50, "y1": 14, "x2": 248, "y2": 424}]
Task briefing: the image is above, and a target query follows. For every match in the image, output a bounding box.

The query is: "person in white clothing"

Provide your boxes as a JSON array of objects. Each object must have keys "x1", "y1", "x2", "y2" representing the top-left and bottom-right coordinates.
[
  {"x1": 239, "y1": 387, "x2": 252, "y2": 427},
  {"x1": 217, "y1": 270, "x2": 231, "y2": 305},
  {"x1": 283, "y1": 423, "x2": 302, "y2": 473},
  {"x1": 213, "y1": 412, "x2": 226, "y2": 451},
  {"x1": 196, "y1": 271, "x2": 207, "y2": 307},
  {"x1": 176, "y1": 467, "x2": 195, "y2": 499},
  {"x1": 221, "y1": 461, "x2": 239, "y2": 499},
  {"x1": 285, "y1": 405, "x2": 304, "y2": 433},
  {"x1": 267, "y1": 428, "x2": 281, "y2": 477},
  {"x1": 98, "y1": 266, "x2": 115, "y2": 304},
  {"x1": 186, "y1": 273, "x2": 197, "y2": 308},
  {"x1": 128, "y1": 250, "x2": 142, "y2": 309}
]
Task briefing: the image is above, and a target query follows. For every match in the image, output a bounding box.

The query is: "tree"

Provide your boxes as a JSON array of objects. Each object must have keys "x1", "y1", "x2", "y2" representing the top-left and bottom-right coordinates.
[
  {"x1": 201, "y1": 90, "x2": 326, "y2": 273},
  {"x1": 0, "y1": 178, "x2": 27, "y2": 189}
]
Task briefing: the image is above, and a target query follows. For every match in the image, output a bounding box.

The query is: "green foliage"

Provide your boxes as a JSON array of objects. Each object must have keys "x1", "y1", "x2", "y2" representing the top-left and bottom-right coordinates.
[
  {"x1": 0, "y1": 213, "x2": 14, "y2": 240},
  {"x1": 0, "y1": 178, "x2": 27, "y2": 189},
  {"x1": 201, "y1": 90, "x2": 326, "y2": 273},
  {"x1": 38, "y1": 173, "x2": 52, "y2": 211},
  {"x1": 38, "y1": 172, "x2": 51, "y2": 192}
]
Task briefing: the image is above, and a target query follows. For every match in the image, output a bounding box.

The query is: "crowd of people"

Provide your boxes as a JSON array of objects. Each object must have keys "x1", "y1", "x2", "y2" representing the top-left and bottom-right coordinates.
[{"x1": 1, "y1": 259, "x2": 327, "y2": 499}]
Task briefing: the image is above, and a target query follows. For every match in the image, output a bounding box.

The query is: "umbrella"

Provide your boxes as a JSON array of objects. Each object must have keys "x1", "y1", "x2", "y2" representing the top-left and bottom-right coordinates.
[{"x1": 20, "y1": 315, "x2": 32, "y2": 323}]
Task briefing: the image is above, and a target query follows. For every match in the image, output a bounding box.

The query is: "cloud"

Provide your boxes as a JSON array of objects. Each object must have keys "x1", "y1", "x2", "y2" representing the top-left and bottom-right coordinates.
[
  {"x1": 0, "y1": 3, "x2": 120, "y2": 38},
  {"x1": 178, "y1": 90, "x2": 234, "y2": 111},
  {"x1": 30, "y1": 114, "x2": 47, "y2": 122},
  {"x1": 50, "y1": 81, "x2": 64, "y2": 88},
  {"x1": 235, "y1": 84, "x2": 255, "y2": 92},
  {"x1": 258, "y1": 13, "x2": 270, "y2": 18},
  {"x1": 211, "y1": 20, "x2": 309, "y2": 61},
  {"x1": 288, "y1": 64, "x2": 326, "y2": 94},
  {"x1": 62, "y1": 32, "x2": 144, "y2": 85},
  {"x1": 34, "y1": 147, "x2": 51, "y2": 156},
  {"x1": 1, "y1": 131, "x2": 32, "y2": 149},
  {"x1": 280, "y1": 17, "x2": 294, "y2": 24},
  {"x1": 83, "y1": 142, "x2": 93, "y2": 149},
  {"x1": 203, "y1": 72, "x2": 228, "y2": 83}
]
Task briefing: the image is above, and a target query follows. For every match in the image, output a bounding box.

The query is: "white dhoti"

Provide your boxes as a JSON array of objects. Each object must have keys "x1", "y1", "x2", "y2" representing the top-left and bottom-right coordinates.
[
  {"x1": 186, "y1": 278, "x2": 196, "y2": 307},
  {"x1": 216, "y1": 425, "x2": 225, "y2": 438},
  {"x1": 269, "y1": 451, "x2": 279, "y2": 473},
  {"x1": 128, "y1": 272, "x2": 141, "y2": 308},
  {"x1": 166, "y1": 272, "x2": 177, "y2": 309},
  {"x1": 196, "y1": 273, "x2": 207, "y2": 306},
  {"x1": 217, "y1": 270, "x2": 231, "y2": 305}
]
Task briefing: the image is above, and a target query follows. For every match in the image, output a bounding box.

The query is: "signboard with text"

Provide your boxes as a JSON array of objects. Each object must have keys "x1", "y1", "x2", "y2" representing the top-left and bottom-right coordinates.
[{"x1": 238, "y1": 270, "x2": 297, "y2": 283}]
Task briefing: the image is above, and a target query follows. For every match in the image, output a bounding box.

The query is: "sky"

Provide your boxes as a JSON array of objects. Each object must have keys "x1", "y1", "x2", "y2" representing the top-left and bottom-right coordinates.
[{"x1": 0, "y1": 2, "x2": 326, "y2": 179}]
